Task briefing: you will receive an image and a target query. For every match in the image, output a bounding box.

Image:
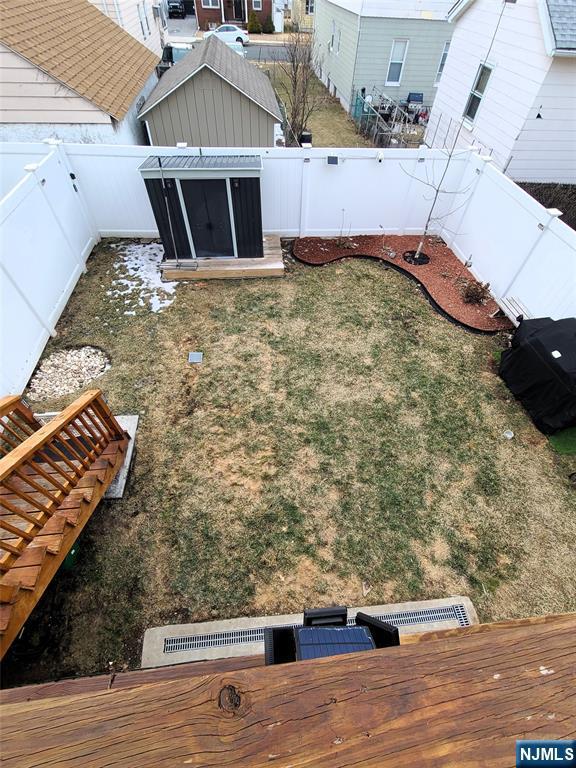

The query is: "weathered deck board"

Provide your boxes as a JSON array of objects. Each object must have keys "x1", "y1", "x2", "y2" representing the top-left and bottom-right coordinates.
[{"x1": 1, "y1": 614, "x2": 574, "y2": 767}]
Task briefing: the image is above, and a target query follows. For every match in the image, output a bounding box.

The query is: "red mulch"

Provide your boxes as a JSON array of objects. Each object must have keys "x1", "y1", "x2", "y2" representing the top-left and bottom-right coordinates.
[{"x1": 292, "y1": 235, "x2": 513, "y2": 333}]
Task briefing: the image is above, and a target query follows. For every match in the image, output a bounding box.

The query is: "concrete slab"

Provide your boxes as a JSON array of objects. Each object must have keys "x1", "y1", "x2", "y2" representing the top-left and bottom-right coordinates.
[
  {"x1": 141, "y1": 596, "x2": 478, "y2": 668},
  {"x1": 34, "y1": 412, "x2": 138, "y2": 500},
  {"x1": 104, "y1": 415, "x2": 138, "y2": 499}
]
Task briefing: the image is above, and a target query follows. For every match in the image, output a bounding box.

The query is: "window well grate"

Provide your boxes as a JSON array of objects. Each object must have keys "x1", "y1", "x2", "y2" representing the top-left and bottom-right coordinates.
[{"x1": 163, "y1": 604, "x2": 470, "y2": 654}]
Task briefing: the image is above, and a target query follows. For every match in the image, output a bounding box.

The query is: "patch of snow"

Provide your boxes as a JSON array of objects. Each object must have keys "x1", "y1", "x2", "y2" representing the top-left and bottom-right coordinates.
[{"x1": 109, "y1": 242, "x2": 178, "y2": 314}]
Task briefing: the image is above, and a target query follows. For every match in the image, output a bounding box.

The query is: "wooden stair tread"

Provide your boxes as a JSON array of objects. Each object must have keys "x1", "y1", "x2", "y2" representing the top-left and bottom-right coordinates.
[
  {"x1": 0, "y1": 604, "x2": 13, "y2": 633},
  {"x1": 0, "y1": 583, "x2": 20, "y2": 604},
  {"x1": 28, "y1": 533, "x2": 64, "y2": 555},
  {"x1": 0, "y1": 392, "x2": 130, "y2": 658},
  {"x1": 1, "y1": 565, "x2": 42, "y2": 590},
  {"x1": 9, "y1": 546, "x2": 47, "y2": 569}
]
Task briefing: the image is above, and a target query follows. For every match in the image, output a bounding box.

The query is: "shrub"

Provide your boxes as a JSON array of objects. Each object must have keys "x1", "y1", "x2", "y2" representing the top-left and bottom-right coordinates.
[
  {"x1": 262, "y1": 15, "x2": 275, "y2": 33},
  {"x1": 248, "y1": 11, "x2": 262, "y2": 33},
  {"x1": 461, "y1": 279, "x2": 491, "y2": 305}
]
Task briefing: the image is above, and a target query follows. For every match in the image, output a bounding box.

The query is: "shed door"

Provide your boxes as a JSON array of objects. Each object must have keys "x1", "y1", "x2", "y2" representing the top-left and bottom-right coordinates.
[
  {"x1": 144, "y1": 178, "x2": 192, "y2": 260},
  {"x1": 180, "y1": 179, "x2": 235, "y2": 258}
]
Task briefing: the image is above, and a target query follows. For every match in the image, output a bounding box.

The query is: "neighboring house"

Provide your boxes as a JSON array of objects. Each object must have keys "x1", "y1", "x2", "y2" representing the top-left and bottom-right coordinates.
[
  {"x1": 314, "y1": 0, "x2": 453, "y2": 112},
  {"x1": 89, "y1": 0, "x2": 168, "y2": 55},
  {"x1": 291, "y1": 0, "x2": 315, "y2": 31},
  {"x1": 0, "y1": 0, "x2": 159, "y2": 144},
  {"x1": 194, "y1": 0, "x2": 273, "y2": 31},
  {"x1": 425, "y1": 0, "x2": 576, "y2": 183},
  {"x1": 139, "y1": 35, "x2": 283, "y2": 146}
]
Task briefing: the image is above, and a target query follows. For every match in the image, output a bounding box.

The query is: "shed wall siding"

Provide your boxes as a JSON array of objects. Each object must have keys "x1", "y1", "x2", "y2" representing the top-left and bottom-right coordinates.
[
  {"x1": 506, "y1": 57, "x2": 576, "y2": 183},
  {"x1": 0, "y1": 44, "x2": 110, "y2": 124},
  {"x1": 425, "y1": 0, "x2": 552, "y2": 170},
  {"x1": 145, "y1": 67, "x2": 276, "y2": 146}
]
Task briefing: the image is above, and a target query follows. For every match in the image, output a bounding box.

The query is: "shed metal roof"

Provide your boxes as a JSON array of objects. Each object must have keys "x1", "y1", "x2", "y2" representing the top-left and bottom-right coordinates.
[
  {"x1": 139, "y1": 155, "x2": 262, "y2": 172},
  {"x1": 138, "y1": 35, "x2": 282, "y2": 121}
]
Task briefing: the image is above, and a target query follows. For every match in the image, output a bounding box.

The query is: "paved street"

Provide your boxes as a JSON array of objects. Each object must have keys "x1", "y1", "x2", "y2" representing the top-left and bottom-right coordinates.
[
  {"x1": 166, "y1": 14, "x2": 198, "y2": 41},
  {"x1": 245, "y1": 44, "x2": 288, "y2": 61}
]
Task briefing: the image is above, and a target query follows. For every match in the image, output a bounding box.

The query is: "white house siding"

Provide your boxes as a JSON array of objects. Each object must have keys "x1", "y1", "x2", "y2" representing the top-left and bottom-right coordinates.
[
  {"x1": 425, "y1": 0, "x2": 553, "y2": 171},
  {"x1": 88, "y1": 0, "x2": 164, "y2": 55},
  {"x1": 355, "y1": 18, "x2": 452, "y2": 108},
  {"x1": 314, "y1": 0, "x2": 359, "y2": 110},
  {"x1": 506, "y1": 57, "x2": 576, "y2": 183},
  {"x1": 0, "y1": 44, "x2": 109, "y2": 125}
]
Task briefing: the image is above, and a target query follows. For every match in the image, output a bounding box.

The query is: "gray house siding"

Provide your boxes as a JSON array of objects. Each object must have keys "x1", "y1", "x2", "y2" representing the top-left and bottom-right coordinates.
[
  {"x1": 314, "y1": 0, "x2": 359, "y2": 110},
  {"x1": 145, "y1": 67, "x2": 277, "y2": 147},
  {"x1": 314, "y1": 0, "x2": 452, "y2": 111},
  {"x1": 355, "y1": 19, "x2": 452, "y2": 107}
]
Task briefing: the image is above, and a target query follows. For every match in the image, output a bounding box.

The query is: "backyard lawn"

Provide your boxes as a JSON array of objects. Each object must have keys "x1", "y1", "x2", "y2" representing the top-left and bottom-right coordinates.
[
  {"x1": 261, "y1": 63, "x2": 373, "y2": 148},
  {"x1": 3, "y1": 240, "x2": 575, "y2": 685}
]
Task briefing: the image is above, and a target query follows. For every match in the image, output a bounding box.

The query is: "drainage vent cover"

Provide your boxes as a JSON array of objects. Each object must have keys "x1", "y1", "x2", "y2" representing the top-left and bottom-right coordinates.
[{"x1": 163, "y1": 604, "x2": 470, "y2": 654}]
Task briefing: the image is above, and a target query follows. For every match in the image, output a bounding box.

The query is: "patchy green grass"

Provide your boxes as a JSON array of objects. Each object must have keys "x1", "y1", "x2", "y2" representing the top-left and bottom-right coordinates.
[
  {"x1": 260, "y1": 63, "x2": 373, "y2": 148},
  {"x1": 3, "y1": 243, "x2": 575, "y2": 686}
]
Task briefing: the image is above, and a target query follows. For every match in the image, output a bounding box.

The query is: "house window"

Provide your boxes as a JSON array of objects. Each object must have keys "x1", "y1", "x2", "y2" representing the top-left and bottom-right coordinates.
[
  {"x1": 463, "y1": 64, "x2": 491, "y2": 122},
  {"x1": 201, "y1": 0, "x2": 220, "y2": 7},
  {"x1": 435, "y1": 41, "x2": 450, "y2": 84},
  {"x1": 253, "y1": 0, "x2": 262, "y2": 9},
  {"x1": 137, "y1": 2, "x2": 149, "y2": 38},
  {"x1": 386, "y1": 39, "x2": 408, "y2": 85},
  {"x1": 306, "y1": 0, "x2": 314, "y2": 13},
  {"x1": 330, "y1": 20, "x2": 335, "y2": 51}
]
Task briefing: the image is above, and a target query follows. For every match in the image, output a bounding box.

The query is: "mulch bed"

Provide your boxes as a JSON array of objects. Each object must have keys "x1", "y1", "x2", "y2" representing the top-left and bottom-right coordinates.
[{"x1": 292, "y1": 235, "x2": 513, "y2": 333}]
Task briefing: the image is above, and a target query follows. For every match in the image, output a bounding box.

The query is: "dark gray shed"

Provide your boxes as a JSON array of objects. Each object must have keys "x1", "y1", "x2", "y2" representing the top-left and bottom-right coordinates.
[{"x1": 138, "y1": 35, "x2": 283, "y2": 147}]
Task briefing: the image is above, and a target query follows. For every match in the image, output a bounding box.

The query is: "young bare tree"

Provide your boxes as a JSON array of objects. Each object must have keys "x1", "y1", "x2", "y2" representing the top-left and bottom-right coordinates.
[{"x1": 274, "y1": 32, "x2": 324, "y2": 146}]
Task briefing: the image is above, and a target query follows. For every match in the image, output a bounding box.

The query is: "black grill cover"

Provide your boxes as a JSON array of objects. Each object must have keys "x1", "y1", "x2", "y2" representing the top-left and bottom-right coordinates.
[{"x1": 499, "y1": 317, "x2": 576, "y2": 434}]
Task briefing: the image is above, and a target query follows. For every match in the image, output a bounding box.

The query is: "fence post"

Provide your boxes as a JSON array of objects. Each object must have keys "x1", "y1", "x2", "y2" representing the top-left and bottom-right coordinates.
[
  {"x1": 440, "y1": 151, "x2": 492, "y2": 250},
  {"x1": 299, "y1": 154, "x2": 311, "y2": 236},
  {"x1": 500, "y1": 207, "x2": 563, "y2": 300},
  {"x1": 43, "y1": 139, "x2": 97, "y2": 235},
  {"x1": 24, "y1": 160, "x2": 89, "y2": 273}
]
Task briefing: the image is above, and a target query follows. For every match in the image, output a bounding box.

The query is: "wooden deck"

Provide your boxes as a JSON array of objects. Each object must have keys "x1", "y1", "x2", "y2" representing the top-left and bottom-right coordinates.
[
  {"x1": 2, "y1": 613, "x2": 574, "y2": 767},
  {"x1": 161, "y1": 236, "x2": 285, "y2": 280},
  {"x1": 0, "y1": 392, "x2": 129, "y2": 658}
]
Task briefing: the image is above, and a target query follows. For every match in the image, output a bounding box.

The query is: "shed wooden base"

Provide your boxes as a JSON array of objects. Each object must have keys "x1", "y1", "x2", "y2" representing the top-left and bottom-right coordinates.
[{"x1": 161, "y1": 236, "x2": 285, "y2": 281}]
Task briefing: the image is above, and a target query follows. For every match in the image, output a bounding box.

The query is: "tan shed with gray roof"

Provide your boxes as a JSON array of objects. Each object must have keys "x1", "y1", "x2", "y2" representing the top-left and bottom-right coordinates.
[{"x1": 139, "y1": 36, "x2": 283, "y2": 147}]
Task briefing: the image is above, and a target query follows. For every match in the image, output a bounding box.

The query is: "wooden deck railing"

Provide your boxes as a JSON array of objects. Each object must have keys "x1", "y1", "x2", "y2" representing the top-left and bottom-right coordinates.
[{"x1": 0, "y1": 390, "x2": 127, "y2": 573}]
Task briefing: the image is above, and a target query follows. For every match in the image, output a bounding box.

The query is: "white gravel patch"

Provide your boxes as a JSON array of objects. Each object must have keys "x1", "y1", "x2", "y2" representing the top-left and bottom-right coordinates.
[
  {"x1": 109, "y1": 242, "x2": 178, "y2": 313},
  {"x1": 27, "y1": 346, "x2": 110, "y2": 401}
]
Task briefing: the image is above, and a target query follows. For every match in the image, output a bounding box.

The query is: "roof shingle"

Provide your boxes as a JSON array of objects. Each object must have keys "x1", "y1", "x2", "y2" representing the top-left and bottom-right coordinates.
[
  {"x1": 0, "y1": 0, "x2": 159, "y2": 120},
  {"x1": 546, "y1": 0, "x2": 576, "y2": 51},
  {"x1": 139, "y1": 35, "x2": 282, "y2": 121}
]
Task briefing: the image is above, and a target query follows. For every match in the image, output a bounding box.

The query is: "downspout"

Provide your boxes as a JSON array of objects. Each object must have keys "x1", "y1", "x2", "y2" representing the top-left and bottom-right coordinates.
[{"x1": 349, "y1": 0, "x2": 365, "y2": 112}]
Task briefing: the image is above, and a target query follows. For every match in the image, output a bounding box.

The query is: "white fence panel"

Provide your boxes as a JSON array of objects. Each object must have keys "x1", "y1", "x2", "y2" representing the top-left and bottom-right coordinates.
[
  {"x1": 441, "y1": 155, "x2": 576, "y2": 320},
  {"x1": 0, "y1": 149, "x2": 98, "y2": 395},
  {"x1": 0, "y1": 142, "x2": 50, "y2": 200},
  {"x1": 503, "y1": 219, "x2": 576, "y2": 320}
]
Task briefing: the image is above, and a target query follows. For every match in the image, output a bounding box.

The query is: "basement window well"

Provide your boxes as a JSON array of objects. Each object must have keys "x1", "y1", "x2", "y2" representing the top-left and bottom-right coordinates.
[{"x1": 139, "y1": 155, "x2": 264, "y2": 261}]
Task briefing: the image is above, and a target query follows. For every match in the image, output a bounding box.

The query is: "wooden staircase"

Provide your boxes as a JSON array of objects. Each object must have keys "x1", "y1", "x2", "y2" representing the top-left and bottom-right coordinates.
[{"x1": 0, "y1": 391, "x2": 130, "y2": 659}]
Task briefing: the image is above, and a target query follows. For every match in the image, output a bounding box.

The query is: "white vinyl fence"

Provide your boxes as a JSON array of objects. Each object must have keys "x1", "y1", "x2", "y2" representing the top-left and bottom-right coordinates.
[{"x1": 1, "y1": 140, "x2": 575, "y2": 396}]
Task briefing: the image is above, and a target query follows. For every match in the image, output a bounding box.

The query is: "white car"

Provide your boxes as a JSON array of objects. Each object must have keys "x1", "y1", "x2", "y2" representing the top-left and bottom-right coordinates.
[{"x1": 204, "y1": 24, "x2": 249, "y2": 46}]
